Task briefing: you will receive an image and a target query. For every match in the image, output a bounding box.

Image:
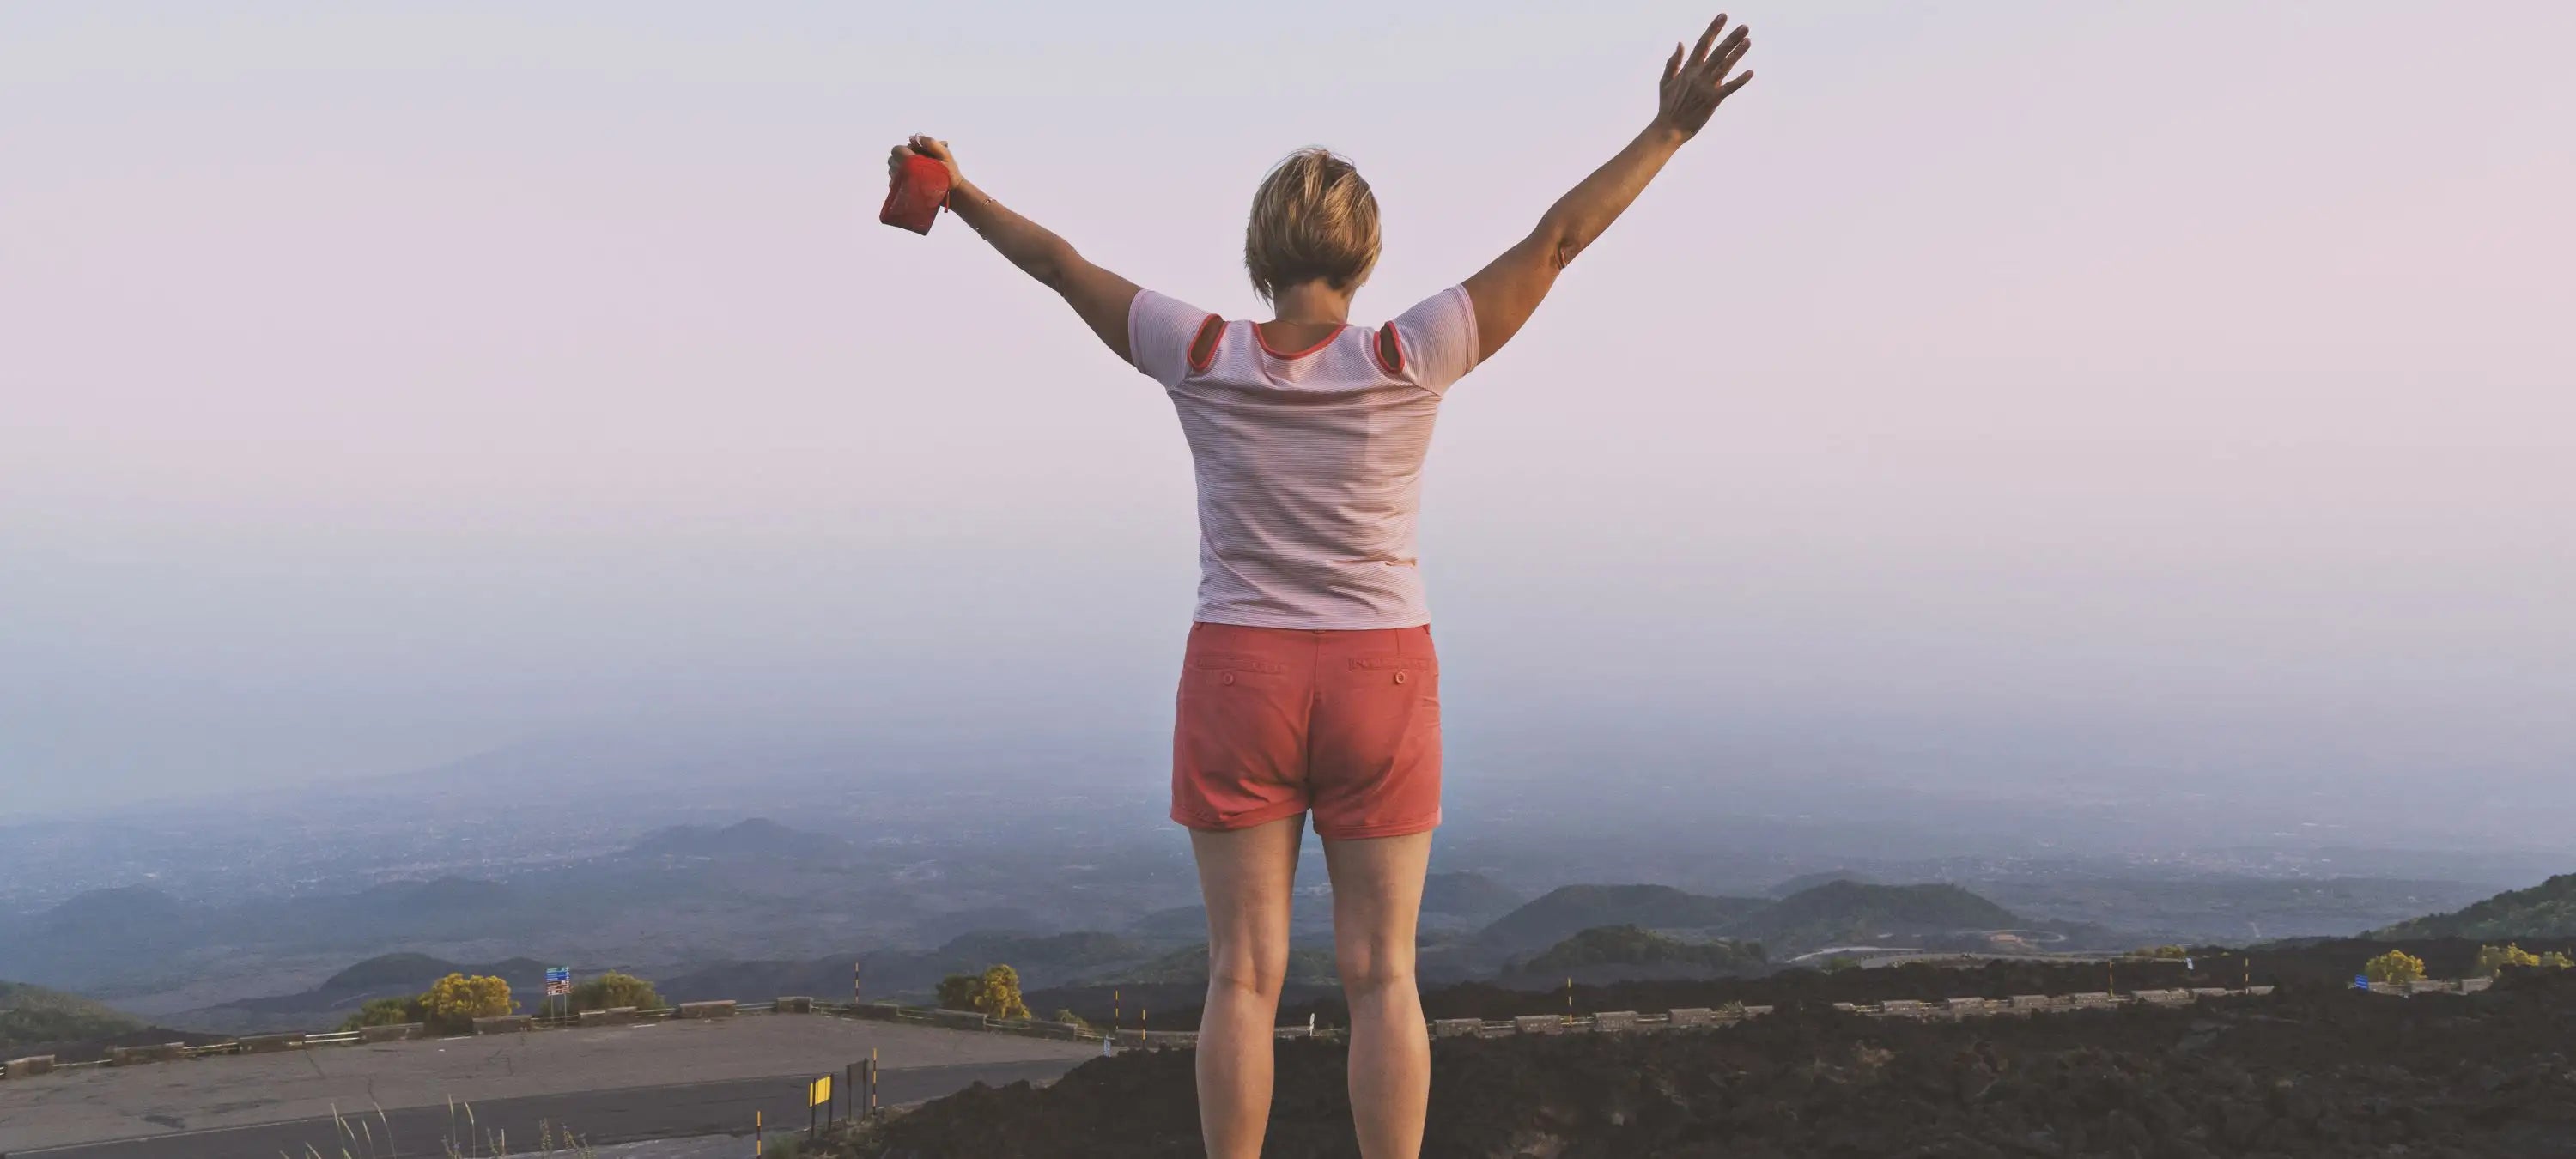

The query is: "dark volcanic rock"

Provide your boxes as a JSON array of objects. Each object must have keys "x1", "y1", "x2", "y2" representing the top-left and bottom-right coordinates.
[{"x1": 857, "y1": 969, "x2": 2576, "y2": 1158}]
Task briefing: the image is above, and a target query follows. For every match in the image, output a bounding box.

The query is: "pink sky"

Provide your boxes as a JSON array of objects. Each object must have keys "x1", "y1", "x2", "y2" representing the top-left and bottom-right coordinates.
[{"x1": 3, "y1": 2, "x2": 2571, "y2": 833}]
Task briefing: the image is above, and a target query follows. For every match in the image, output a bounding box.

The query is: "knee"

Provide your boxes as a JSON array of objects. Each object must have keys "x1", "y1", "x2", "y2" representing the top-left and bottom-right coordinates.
[
  {"x1": 1206, "y1": 945, "x2": 1286, "y2": 1001},
  {"x1": 1334, "y1": 943, "x2": 1416, "y2": 998}
]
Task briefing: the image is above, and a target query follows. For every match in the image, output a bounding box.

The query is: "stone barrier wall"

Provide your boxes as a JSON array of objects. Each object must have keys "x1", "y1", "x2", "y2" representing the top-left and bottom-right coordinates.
[
  {"x1": 773, "y1": 996, "x2": 815, "y2": 1013},
  {"x1": 5, "y1": 1054, "x2": 57, "y2": 1078},
  {"x1": 677, "y1": 1000, "x2": 738, "y2": 1020},
  {"x1": 109, "y1": 1043, "x2": 188, "y2": 1065},
  {"x1": 359, "y1": 1022, "x2": 426, "y2": 1042},
  {"x1": 472, "y1": 1015, "x2": 533, "y2": 1035}
]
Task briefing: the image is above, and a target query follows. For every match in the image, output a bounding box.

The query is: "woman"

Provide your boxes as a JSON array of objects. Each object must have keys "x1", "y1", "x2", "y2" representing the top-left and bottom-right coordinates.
[{"x1": 890, "y1": 15, "x2": 1752, "y2": 1156}]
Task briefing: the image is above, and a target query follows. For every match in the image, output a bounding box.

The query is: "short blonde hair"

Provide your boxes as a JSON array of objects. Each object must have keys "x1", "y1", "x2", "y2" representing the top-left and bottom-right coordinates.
[{"x1": 1244, "y1": 148, "x2": 1381, "y2": 304}]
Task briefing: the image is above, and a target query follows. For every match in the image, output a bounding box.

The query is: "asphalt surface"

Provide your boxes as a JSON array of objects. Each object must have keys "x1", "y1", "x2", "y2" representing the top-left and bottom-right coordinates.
[
  {"x1": 9, "y1": 1058, "x2": 1086, "y2": 1158},
  {"x1": 0, "y1": 1015, "x2": 1102, "y2": 1158}
]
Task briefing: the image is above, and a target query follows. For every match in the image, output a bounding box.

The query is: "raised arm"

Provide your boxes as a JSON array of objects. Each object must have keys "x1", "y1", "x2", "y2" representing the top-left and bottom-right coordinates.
[
  {"x1": 1460, "y1": 15, "x2": 1753, "y2": 362},
  {"x1": 890, "y1": 135, "x2": 1142, "y2": 362}
]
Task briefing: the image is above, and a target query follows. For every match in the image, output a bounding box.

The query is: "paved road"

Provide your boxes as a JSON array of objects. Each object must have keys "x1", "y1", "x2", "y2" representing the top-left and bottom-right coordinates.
[
  {"x1": 9, "y1": 1058, "x2": 1084, "y2": 1159},
  {"x1": 0, "y1": 1016, "x2": 1101, "y2": 1157}
]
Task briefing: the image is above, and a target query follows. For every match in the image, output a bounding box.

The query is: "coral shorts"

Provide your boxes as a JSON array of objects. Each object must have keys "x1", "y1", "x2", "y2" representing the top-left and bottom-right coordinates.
[{"x1": 1170, "y1": 622, "x2": 1443, "y2": 841}]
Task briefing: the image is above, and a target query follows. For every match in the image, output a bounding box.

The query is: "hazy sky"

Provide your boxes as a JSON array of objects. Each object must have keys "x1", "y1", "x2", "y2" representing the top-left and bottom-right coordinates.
[{"x1": 4, "y1": 2, "x2": 2571, "y2": 834}]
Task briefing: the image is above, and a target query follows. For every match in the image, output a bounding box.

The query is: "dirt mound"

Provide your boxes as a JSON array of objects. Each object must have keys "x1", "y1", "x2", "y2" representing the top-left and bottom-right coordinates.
[{"x1": 856, "y1": 973, "x2": 2576, "y2": 1158}]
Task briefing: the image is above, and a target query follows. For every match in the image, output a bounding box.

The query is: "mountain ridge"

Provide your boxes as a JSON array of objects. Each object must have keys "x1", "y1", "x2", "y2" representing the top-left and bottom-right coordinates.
[{"x1": 2372, "y1": 872, "x2": 2576, "y2": 941}]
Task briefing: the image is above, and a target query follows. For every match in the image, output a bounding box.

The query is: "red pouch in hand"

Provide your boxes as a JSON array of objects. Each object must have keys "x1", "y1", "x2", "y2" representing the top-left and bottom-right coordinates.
[{"x1": 880, "y1": 154, "x2": 952, "y2": 234}]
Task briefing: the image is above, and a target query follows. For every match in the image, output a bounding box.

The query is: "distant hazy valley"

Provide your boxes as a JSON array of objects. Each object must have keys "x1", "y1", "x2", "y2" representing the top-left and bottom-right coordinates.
[{"x1": 1, "y1": 738, "x2": 2563, "y2": 1035}]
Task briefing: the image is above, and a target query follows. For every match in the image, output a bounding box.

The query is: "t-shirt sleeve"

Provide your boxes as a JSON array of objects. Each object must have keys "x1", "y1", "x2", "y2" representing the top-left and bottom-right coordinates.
[
  {"x1": 1388, "y1": 285, "x2": 1480, "y2": 396},
  {"x1": 1127, "y1": 289, "x2": 1216, "y2": 390}
]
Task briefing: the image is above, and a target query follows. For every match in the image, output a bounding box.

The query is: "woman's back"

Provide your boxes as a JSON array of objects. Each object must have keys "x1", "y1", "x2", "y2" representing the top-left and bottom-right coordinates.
[
  {"x1": 888, "y1": 15, "x2": 1753, "y2": 1154},
  {"x1": 1130, "y1": 287, "x2": 1479, "y2": 629}
]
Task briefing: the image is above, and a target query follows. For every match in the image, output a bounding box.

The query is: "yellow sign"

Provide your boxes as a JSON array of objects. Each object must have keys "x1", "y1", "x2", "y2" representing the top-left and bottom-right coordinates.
[{"x1": 808, "y1": 1075, "x2": 832, "y2": 1107}]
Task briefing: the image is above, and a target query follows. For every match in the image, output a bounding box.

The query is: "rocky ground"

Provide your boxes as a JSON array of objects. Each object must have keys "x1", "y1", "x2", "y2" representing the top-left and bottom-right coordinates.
[
  {"x1": 845, "y1": 968, "x2": 2576, "y2": 1158},
  {"x1": 1034, "y1": 938, "x2": 2524, "y2": 1035}
]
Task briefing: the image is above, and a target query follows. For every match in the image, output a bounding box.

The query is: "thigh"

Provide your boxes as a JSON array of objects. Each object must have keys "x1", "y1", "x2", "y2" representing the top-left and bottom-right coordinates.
[
  {"x1": 1321, "y1": 831, "x2": 1434, "y2": 977},
  {"x1": 1193, "y1": 816, "x2": 1306, "y2": 979},
  {"x1": 1308, "y1": 627, "x2": 1441, "y2": 841}
]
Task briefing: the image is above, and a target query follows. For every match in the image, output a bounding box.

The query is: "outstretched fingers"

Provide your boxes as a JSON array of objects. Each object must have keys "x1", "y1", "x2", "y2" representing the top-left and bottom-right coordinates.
[
  {"x1": 1705, "y1": 25, "x2": 1749, "y2": 82},
  {"x1": 1689, "y1": 14, "x2": 1729, "y2": 67},
  {"x1": 1703, "y1": 24, "x2": 1751, "y2": 99}
]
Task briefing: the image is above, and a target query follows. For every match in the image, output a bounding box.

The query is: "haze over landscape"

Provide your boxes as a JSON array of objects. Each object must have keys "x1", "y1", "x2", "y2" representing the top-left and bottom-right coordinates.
[
  {"x1": 7, "y1": 0, "x2": 2573, "y2": 840},
  {"x1": 7, "y1": 5, "x2": 2576, "y2": 1157}
]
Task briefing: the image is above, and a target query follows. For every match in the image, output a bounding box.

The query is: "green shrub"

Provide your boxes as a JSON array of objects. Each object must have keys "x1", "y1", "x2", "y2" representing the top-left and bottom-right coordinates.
[
  {"x1": 936, "y1": 974, "x2": 981, "y2": 1012},
  {"x1": 340, "y1": 996, "x2": 425, "y2": 1031},
  {"x1": 567, "y1": 971, "x2": 661, "y2": 1014}
]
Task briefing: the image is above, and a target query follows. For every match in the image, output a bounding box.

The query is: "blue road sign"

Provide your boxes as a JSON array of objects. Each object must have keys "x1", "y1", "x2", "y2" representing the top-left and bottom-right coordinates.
[{"x1": 2352, "y1": 974, "x2": 2369, "y2": 990}]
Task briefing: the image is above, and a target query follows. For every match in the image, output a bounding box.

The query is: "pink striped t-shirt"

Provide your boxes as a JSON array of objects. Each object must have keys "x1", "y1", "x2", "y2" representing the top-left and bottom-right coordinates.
[{"x1": 1128, "y1": 286, "x2": 1480, "y2": 629}]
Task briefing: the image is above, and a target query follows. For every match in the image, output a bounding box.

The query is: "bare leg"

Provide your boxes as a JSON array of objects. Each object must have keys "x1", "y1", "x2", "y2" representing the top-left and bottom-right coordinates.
[
  {"x1": 1323, "y1": 831, "x2": 1434, "y2": 1158},
  {"x1": 1190, "y1": 816, "x2": 1303, "y2": 1159}
]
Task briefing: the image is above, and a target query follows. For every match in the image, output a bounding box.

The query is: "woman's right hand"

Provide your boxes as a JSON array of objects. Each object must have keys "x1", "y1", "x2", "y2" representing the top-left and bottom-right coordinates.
[
  {"x1": 889, "y1": 134, "x2": 966, "y2": 188},
  {"x1": 1654, "y1": 14, "x2": 1754, "y2": 139}
]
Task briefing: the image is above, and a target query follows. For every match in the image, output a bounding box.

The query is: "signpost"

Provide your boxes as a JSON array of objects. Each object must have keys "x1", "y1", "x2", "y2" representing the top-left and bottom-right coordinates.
[
  {"x1": 544, "y1": 967, "x2": 571, "y2": 1020},
  {"x1": 809, "y1": 1074, "x2": 833, "y2": 1138}
]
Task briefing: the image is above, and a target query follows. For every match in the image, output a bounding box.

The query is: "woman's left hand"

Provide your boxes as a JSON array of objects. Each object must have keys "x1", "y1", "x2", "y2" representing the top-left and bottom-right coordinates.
[{"x1": 1655, "y1": 14, "x2": 1753, "y2": 139}]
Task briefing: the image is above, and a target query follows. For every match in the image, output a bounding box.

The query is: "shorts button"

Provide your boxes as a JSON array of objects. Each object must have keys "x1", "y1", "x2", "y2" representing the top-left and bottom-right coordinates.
[
  {"x1": 1394, "y1": 671, "x2": 1407, "y2": 685},
  {"x1": 1221, "y1": 671, "x2": 1236, "y2": 685}
]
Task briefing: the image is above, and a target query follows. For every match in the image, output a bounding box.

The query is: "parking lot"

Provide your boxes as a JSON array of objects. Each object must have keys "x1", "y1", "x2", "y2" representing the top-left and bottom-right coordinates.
[{"x1": 1, "y1": 1016, "x2": 1099, "y2": 1156}]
